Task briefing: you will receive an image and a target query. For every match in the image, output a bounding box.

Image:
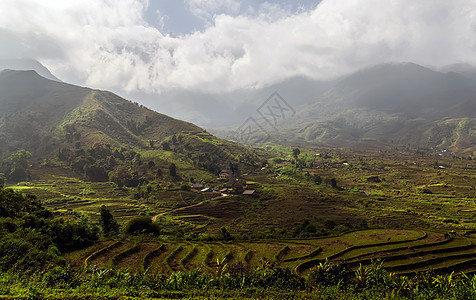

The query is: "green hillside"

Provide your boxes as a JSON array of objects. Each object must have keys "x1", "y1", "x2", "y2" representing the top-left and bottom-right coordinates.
[
  {"x1": 280, "y1": 63, "x2": 476, "y2": 155},
  {"x1": 0, "y1": 70, "x2": 257, "y2": 181},
  {"x1": 0, "y1": 69, "x2": 201, "y2": 156}
]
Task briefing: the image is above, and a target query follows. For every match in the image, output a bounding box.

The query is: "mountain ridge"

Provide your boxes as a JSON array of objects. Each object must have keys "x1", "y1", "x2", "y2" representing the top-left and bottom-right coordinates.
[
  {"x1": 272, "y1": 63, "x2": 476, "y2": 155},
  {"x1": 0, "y1": 58, "x2": 61, "y2": 82},
  {"x1": 0, "y1": 70, "x2": 253, "y2": 178}
]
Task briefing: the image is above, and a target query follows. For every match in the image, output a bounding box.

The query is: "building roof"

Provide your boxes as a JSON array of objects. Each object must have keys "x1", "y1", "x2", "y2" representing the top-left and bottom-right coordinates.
[{"x1": 242, "y1": 190, "x2": 256, "y2": 195}]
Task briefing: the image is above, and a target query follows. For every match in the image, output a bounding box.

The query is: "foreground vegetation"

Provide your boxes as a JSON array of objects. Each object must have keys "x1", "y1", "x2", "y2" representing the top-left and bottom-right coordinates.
[
  {"x1": 7, "y1": 145, "x2": 475, "y2": 235},
  {"x1": 1, "y1": 261, "x2": 475, "y2": 299},
  {"x1": 0, "y1": 143, "x2": 474, "y2": 298},
  {"x1": 65, "y1": 229, "x2": 475, "y2": 276},
  {"x1": 1, "y1": 64, "x2": 475, "y2": 298},
  {"x1": 0, "y1": 185, "x2": 475, "y2": 298}
]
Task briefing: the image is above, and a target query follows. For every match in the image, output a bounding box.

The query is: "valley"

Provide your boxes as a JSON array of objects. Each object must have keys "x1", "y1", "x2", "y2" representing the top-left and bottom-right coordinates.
[
  {"x1": 0, "y1": 66, "x2": 474, "y2": 299},
  {"x1": 9, "y1": 145, "x2": 475, "y2": 235},
  {"x1": 2, "y1": 0, "x2": 476, "y2": 296},
  {"x1": 4, "y1": 144, "x2": 475, "y2": 283}
]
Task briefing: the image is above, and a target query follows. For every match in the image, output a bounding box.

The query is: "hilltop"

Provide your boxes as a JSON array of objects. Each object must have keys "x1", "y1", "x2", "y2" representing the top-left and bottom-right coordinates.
[
  {"x1": 0, "y1": 69, "x2": 199, "y2": 155},
  {"x1": 0, "y1": 58, "x2": 61, "y2": 82},
  {"x1": 0, "y1": 70, "x2": 258, "y2": 180}
]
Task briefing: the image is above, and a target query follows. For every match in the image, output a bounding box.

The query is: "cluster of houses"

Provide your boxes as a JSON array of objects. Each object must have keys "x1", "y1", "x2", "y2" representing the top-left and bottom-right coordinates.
[{"x1": 190, "y1": 169, "x2": 256, "y2": 196}]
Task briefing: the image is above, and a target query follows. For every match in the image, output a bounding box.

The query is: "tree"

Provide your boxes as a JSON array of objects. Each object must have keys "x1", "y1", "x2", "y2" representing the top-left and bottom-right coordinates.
[
  {"x1": 330, "y1": 178, "x2": 338, "y2": 188},
  {"x1": 109, "y1": 165, "x2": 137, "y2": 187},
  {"x1": 292, "y1": 148, "x2": 301, "y2": 160},
  {"x1": 84, "y1": 165, "x2": 108, "y2": 182},
  {"x1": 229, "y1": 162, "x2": 238, "y2": 176},
  {"x1": 292, "y1": 219, "x2": 317, "y2": 238},
  {"x1": 6, "y1": 150, "x2": 31, "y2": 181},
  {"x1": 324, "y1": 220, "x2": 337, "y2": 230},
  {"x1": 169, "y1": 163, "x2": 177, "y2": 177},
  {"x1": 0, "y1": 186, "x2": 43, "y2": 218},
  {"x1": 99, "y1": 205, "x2": 119, "y2": 236}
]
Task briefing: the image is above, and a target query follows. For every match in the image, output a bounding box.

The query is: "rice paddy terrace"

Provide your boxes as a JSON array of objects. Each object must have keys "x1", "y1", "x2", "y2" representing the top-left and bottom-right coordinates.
[{"x1": 65, "y1": 229, "x2": 476, "y2": 276}]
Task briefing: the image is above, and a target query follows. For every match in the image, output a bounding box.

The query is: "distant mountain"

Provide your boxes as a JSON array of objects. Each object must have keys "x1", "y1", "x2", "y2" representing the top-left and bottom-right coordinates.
[
  {"x1": 279, "y1": 63, "x2": 476, "y2": 155},
  {"x1": 132, "y1": 76, "x2": 331, "y2": 128},
  {"x1": 0, "y1": 58, "x2": 61, "y2": 82},
  {"x1": 0, "y1": 70, "x2": 254, "y2": 175},
  {"x1": 439, "y1": 63, "x2": 476, "y2": 81}
]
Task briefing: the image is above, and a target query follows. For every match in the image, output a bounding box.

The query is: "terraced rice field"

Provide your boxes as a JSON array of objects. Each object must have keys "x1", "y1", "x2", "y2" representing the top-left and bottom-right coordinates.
[{"x1": 64, "y1": 229, "x2": 476, "y2": 276}]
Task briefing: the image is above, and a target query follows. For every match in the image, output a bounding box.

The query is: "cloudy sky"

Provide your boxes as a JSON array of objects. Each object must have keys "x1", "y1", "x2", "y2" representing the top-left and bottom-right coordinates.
[{"x1": 1, "y1": 0, "x2": 476, "y2": 96}]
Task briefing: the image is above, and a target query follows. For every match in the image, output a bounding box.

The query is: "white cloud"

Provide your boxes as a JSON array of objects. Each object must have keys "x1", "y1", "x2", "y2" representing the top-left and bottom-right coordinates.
[
  {"x1": 1, "y1": 0, "x2": 476, "y2": 95},
  {"x1": 186, "y1": 0, "x2": 241, "y2": 23},
  {"x1": 155, "y1": 9, "x2": 167, "y2": 32}
]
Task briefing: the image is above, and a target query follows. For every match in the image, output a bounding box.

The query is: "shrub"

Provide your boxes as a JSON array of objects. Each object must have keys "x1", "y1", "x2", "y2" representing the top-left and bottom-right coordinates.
[
  {"x1": 49, "y1": 217, "x2": 98, "y2": 251},
  {"x1": 308, "y1": 259, "x2": 351, "y2": 287},
  {"x1": 292, "y1": 220, "x2": 318, "y2": 238},
  {"x1": 219, "y1": 227, "x2": 233, "y2": 241},
  {"x1": 0, "y1": 228, "x2": 52, "y2": 271},
  {"x1": 124, "y1": 216, "x2": 160, "y2": 236},
  {"x1": 42, "y1": 266, "x2": 78, "y2": 288}
]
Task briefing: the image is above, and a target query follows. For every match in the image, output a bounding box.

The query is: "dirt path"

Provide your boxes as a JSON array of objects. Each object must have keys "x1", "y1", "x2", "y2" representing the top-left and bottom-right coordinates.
[
  {"x1": 452, "y1": 128, "x2": 462, "y2": 150},
  {"x1": 152, "y1": 195, "x2": 226, "y2": 221}
]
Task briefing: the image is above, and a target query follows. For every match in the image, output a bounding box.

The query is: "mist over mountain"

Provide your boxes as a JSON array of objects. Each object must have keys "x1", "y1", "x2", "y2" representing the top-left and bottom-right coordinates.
[
  {"x1": 276, "y1": 63, "x2": 476, "y2": 154},
  {"x1": 1, "y1": 60, "x2": 474, "y2": 156},
  {"x1": 128, "y1": 76, "x2": 331, "y2": 128},
  {"x1": 128, "y1": 62, "x2": 475, "y2": 155},
  {"x1": 438, "y1": 63, "x2": 476, "y2": 82},
  {"x1": 0, "y1": 58, "x2": 61, "y2": 82}
]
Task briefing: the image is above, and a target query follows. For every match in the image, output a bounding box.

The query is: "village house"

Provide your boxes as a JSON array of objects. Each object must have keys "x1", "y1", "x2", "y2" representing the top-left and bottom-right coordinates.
[
  {"x1": 219, "y1": 169, "x2": 233, "y2": 179},
  {"x1": 191, "y1": 182, "x2": 204, "y2": 189}
]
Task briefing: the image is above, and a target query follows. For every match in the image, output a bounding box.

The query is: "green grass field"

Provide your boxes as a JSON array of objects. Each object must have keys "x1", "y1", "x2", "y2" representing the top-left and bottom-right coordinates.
[
  {"x1": 6, "y1": 147, "x2": 475, "y2": 278},
  {"x1": 62, "y1": 229, "x2": 475, "y2": 276}
]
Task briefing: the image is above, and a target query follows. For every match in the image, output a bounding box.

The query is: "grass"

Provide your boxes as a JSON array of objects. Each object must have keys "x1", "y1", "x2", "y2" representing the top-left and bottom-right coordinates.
[
  {"x1": 62, "y1": 229, "x2": 475, "y2": 277},
  {"x1": 5, "y1": 146, "x2": 475, "y2": 280},
  {"x1": 63, "y1": 240, "x2": 113, "y2": 269},
  {"x1": 10, "y1": 146, "x2": 475, "y2": 236},
  {"x1": 164, "y1": 244, "x2": 185, "y2": 272}
]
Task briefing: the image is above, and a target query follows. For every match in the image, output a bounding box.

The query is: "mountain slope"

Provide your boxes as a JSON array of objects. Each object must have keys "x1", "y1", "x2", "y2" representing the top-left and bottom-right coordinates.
[
  {"x1": 0, "y1": 70, "x2": 252, "y2": 173},
  {"x1": 281, "y1": 63, "x2": 476, "y2": 155},
  {"x1": 0, "y1": 58, "x2": 61, "y2": 82}
]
